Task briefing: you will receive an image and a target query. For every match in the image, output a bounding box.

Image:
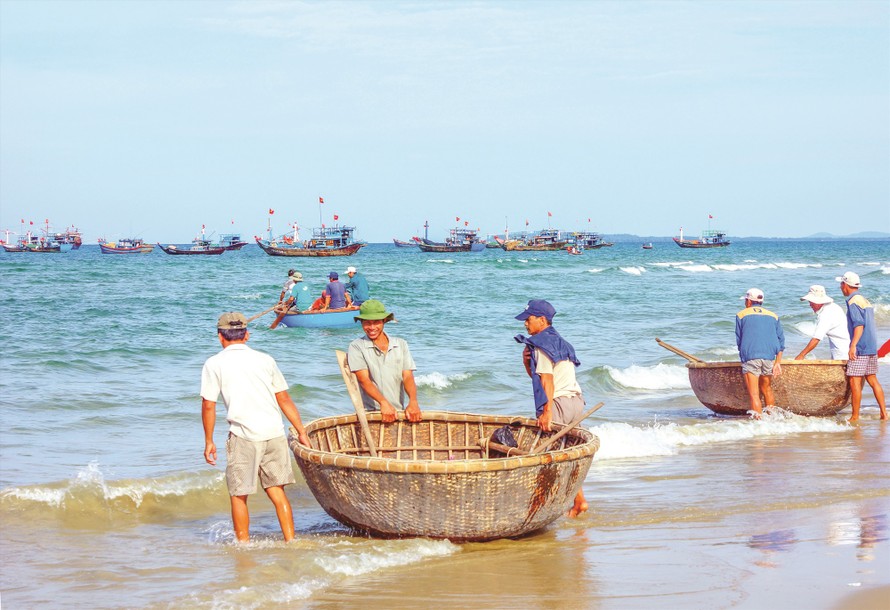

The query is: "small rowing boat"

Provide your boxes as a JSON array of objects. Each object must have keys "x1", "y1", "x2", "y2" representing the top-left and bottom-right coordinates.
[
  {"x1": 288, "y1": 410, "x2": 599, "y2": 541},
  {"x1": 277, "y1": 308, "x2": 360, "y2": 328}
]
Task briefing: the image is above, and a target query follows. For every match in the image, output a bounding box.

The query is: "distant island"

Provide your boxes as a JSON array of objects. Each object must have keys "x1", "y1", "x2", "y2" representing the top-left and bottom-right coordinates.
[{"x1": 597, "y1": 232, "x2": 889, "y2": 243}]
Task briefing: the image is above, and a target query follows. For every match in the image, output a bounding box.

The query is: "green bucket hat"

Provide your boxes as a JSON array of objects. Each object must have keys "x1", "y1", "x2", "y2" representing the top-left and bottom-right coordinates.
[{"x1": 354, "y1": 299, "x2": 395, "y2": 322}]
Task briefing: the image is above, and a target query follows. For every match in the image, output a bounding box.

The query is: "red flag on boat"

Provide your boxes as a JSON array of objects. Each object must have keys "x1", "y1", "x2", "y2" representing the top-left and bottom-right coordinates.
[
  {"x1": 202, "y1": 224, "x2": 205, "y2": 229},
  {"x1": 333, "y1": 214, "x2": 339, "y2": 221},
  {"x1": 588, "y1": 217, "x2": 591, "y2": 222},
  {"x1": 29, "y1": 221, "x2": 33, "y2": 225},
  {"x1": 525, "y1": 219, "x2": 529, "y2": 226},
  {"x1": 456, "y1": 216, "x2": 460, "y2": 222},
  {"x1": 547, "y1": 211, "x2": 552, "y2": 217},
  {"x1": 319, "y1": 197, "x2": 324, "y2": 204},
  {"x1": 269, "y1": 209, "x2": 274, "y2": 215},
  {"x1": 231, "y1": 219, "x2": 234, "y2": 224},
  {"x1": 709, "y1": 214, "x2": 713, "y2": 219},
  {"x1": 322, "y1": 223, "x2": 326, "y2": 228},
  {"x1": 464, "y1": 221, "x2": 468, "y2": 226}
]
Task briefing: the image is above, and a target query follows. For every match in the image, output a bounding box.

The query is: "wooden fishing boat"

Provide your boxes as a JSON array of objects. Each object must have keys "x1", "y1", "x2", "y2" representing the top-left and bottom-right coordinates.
[
  {"x1": 415, "y1": 228, "x2": 485, "y2": 253},
  {"x1": 571, "y1": 231, "x2": 613, "y2": 250},
  {"x1": 277, "y1": 308, "x2": 360, "y2": 328},
  {"x1": 99, "y1": 238, "x2": 154, "y2": 254},
  {"x1": 502, "y1": 229, "x2": 569, "y2": 251},
  {"x1": 686, "y1": 360, "x2": 850, "y2": 416},
  {"x1": 392, "y1": 238, "x2": 417, "y2": 248},
  {"x1": 218, "y1": 233, "x2": 248, "y2": 250},
  {"x1": 157, "y1": 241, "x2": 225, "y2": 255},
  {"x1": 673, "y1": 227, "x2": 730, "y2": 248},
  {"x1": 642, "y1": 243, "x2": 654, "y2": 250},
  {"x1": 288, "y1": 411, "x2": 599, "y2": 541},
  {"x1": 256, "y1": 225, "x2": 365, "y2": 257}
]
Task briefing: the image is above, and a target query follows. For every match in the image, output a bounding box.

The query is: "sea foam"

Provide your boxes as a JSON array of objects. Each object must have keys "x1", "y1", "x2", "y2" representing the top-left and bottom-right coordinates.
[
  {"x1": 590, "y1": 411, "x2": 849, "y2": 461},
  {"x1": 414, "y1": 371, "x2": 472, "y2": 389},
  {"x1": 604, "y1": 363, "x2": 690, "y2": 390}
]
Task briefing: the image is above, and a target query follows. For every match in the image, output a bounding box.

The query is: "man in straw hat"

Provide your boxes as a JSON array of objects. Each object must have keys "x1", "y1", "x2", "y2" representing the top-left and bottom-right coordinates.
[
  {"x1": 201, "y1": 312, "x2": 311, "y2": 542},
  {"x1": 514, "y1": 299, "x2": 588, "y2": 518},
  {"x1": 736, "y1": 288, "x2": 785, "y2": 417},
  {"x1": 837, "y1": 272, "x2": 887, "y2": 421},
  {"x1": 347, "y1": 300, "x2": 422, "y2": 423},
  {"x1": 794, "y1": 285, "x2": 850, "y2": 361}
]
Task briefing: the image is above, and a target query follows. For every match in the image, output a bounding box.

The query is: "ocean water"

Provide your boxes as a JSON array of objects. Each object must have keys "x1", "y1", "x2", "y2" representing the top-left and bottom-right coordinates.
[{"x1": 1, "y1": 240, "x2": 888, "y2": 609}]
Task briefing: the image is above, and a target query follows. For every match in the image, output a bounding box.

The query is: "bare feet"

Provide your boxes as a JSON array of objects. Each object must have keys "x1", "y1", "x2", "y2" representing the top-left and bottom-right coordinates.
[{"x1": 568, "y1": 492, "x2": 588, "y2": 518}]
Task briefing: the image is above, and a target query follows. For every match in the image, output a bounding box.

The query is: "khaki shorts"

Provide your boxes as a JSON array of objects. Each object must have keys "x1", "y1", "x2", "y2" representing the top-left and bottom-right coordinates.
[
  {"x1": 742, "y1": 359, "x2": 774, "y2": 376},
  {"x1": 225, "y1": 433, "x2": 296, "y2": 496},
  {"x1": 552, "y1": 394, "x2": 585, "y2": 426}
]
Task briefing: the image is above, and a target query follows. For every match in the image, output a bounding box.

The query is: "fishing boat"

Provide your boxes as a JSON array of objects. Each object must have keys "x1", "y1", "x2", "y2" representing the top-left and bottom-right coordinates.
[
  {"x1": 49, "y1": 225, "x2": 83, "y2": 251},
  {"x1": 415, "y1": 227, "x2": 485, "y2": 253},
  {"x1": 218, "y1": 233, "x2": 248, "y2": 250},
  {"x1": 392, "y1": 238, "x2": 417, "y2": 248},
  {"x1": 99, "y1": 238, "x2": 154, "y2": 254},
  {"x1": 1, "y1": 232, "x2": 60, "y2": 253},
  {"x1": 566, "y1": 245, "x2": 584, "y2": 255},
  {"x1": 256, "y1": 225, "x2": 365, "y2": 257},
  {"x1": 277, "y1": 308, "x2": 360, "y2": 328},
  {"x1": 157, "y1": 241, "x2": 225, "y2": 255},
  {"x1": 686, "y1": 361, "x2": 850, "y2": 416},
  {"x1": 673, "y1": 226, "x2": 730, "y2": 248},
  {"x1": 502, "y1": 228, "x2": 569, "y2": 251},
  {"x1": 288, "y1": 410, "x2": 599, "y2": 541},
  {"x1": 570, "y1": 231, "x2": 613, "y2": 250},
  {"x1": 642, "y1": 243, "x2": 654, "y2": 250}
]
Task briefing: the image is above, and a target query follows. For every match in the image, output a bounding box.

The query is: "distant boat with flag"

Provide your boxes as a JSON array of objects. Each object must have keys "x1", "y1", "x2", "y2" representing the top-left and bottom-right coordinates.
[
  {"x1": 501, "y1": 213, "x2": 570, "y2": 251},
  {"x1": 99, "y1": 237, "x2": 154, "y2": 254},
  {"x1": 414, "y1": 219, "x2": 485, "y2": 253},
  {"x1": 392, "y1": 238, "x2": 417, "y2": 248},
  {"x1": 158, "y1": 225, "x2": 226, "y2": 255},
  {"x1": 255, "y1": 199, "x2": 365, "y2": 257},
  {"x1": 1, "y1": 220, "x2": 64, "y2": 252},
  {"x1": 673, "y1": 216, "x2": 730, "y2": 248}
]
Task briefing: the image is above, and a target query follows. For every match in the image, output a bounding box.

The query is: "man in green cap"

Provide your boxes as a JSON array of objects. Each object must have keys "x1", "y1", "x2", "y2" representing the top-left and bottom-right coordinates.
[{"x1": 347, "y1": 300, "x2": 423, "y2": 423}]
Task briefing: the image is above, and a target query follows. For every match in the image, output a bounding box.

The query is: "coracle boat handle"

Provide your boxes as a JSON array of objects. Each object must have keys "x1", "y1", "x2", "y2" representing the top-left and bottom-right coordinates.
[
  {"x1": 531, "y1": 402, "x2": 604, "y2": 454},
  {"x1": 655, "y1": 338, "x2": 704, "y2": 363}
]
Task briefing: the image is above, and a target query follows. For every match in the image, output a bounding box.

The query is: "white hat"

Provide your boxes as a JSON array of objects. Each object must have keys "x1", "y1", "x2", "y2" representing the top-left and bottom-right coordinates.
[
  {"x1": 835, "y1": 271, "x2": 861, "y2": 288},
  {"x1": 346, "y1": 266, "x2": 357, "y2": 274},
  {"x1": 800, "y1": 285, "x2": 833, "y2": 305},
  {"x1": 740, "y1": 288, "x2": 764, "y2": 303}
]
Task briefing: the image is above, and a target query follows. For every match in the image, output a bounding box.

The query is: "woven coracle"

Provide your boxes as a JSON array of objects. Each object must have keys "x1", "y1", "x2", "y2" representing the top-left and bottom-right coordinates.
[
  {"x1": 288, "y1": 410, "x2": 599, "y2": 541},
  {"x1": 686, "y1": 360, "x2": 851, "y2": 416}
]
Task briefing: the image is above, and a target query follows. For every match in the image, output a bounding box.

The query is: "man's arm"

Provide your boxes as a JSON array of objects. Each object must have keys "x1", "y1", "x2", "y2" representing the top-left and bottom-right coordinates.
[
  {"x1": 202, "y1": 398, "x2": 217, "y2": 465},
  {"x1": 795, "y1": 338, "x2": 820, "y2": 360},
  {"x1": 275, "y1": 390, "x2": 310, "y2": 446},
  {"x1": 402, "y1": 370, "x2": 422, "y2": 423},
  {"x1": 849, "y1": 326, "x2": 864, "y2": 360},
  {"x1": 538, "y1": 372, "x2": 555, "y2": 432},
  {"x1": 353, "y1": 369, "x2": 398, "y2": 423}
]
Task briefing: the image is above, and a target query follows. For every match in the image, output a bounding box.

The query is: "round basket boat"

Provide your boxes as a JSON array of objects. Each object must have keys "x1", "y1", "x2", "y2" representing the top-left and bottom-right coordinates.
[
  {"x1": 288, "y1": 410, "x2": 599, "y2": 541},
  {"x1": 687, "y1": 360, "x2": 851, "y2": 416}
]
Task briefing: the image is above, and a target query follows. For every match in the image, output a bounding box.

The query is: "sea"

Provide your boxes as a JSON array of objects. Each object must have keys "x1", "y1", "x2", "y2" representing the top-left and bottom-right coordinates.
[{"x1": 1, "y1": 239, "x2": 888, "y2": 610}]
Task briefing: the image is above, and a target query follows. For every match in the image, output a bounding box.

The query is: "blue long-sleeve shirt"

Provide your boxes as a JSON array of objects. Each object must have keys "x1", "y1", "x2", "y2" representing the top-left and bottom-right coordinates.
[
  {"x1": 845, "y1": 292, "x2": 878, "y2": 356},
  {"x1": 736, "y1": 306, "x2": 785, "y2": 362}
]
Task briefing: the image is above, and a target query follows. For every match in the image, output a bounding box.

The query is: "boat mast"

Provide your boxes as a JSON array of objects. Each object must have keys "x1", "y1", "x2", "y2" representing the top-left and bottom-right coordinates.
[{"x1": 424, "y1": 220, "x2": 429, "y2": 241}]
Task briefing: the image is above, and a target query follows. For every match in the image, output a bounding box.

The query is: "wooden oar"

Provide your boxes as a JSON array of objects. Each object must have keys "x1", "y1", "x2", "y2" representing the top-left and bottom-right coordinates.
[
  {"x1": 531, "y1": 402, "x2": 604, "y2": 455},
  {"x1": 655, "y1": 337, "x2": 704, "y2": 363},
  {"x1": 246, "y1": 304, "x2": 279, "y2": 323},
  {"x1": 335, "y1": 350, "x2": 377, "y2": 457},
  {"x1": 478, "y1": 439, "x2": 529, "y2": 457},
  {"x1": 269, "y1": 301, "x2": 292, "y2": 329}
]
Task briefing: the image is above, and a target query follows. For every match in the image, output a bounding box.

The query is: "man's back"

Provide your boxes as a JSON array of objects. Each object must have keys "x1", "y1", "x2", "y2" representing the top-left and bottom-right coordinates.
[{"x1": 736, "y1": 306, "x2": 785, "y2": 361}]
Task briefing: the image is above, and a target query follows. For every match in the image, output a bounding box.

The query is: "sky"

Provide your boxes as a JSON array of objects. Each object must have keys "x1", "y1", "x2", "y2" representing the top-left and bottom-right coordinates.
[{"x1": 1, "y1": 0, "x2": 888, "y2": 243}]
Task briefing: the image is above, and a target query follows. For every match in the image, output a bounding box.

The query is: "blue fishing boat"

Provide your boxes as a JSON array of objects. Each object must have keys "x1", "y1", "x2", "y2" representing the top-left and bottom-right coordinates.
[{"x1": 278, "y1": 309, "x2": 360, "y2": 328}]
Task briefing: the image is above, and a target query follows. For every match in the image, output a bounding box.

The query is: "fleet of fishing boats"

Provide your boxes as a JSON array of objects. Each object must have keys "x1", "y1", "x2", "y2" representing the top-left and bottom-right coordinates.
[{"x1": 2, "y1": 212, "x2": 729, "y2": 256}]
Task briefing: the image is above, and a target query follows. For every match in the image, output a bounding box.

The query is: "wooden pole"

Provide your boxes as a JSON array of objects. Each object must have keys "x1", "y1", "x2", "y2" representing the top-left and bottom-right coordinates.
[
  {"x1": 531, "y1": 402, "x2": 604, "y2": 455},
  {"x1": 655, "y1": 337, "x2": 704, "y2": 363},
  {"x1": 246, "y1": 304, "x2": 279, "y2": 323},
  {"x1": 336, "y1": 350, "x2": 377, "y2": 457}
]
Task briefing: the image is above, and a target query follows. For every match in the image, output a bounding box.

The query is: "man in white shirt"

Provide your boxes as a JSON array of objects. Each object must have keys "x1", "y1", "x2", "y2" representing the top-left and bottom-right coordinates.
[
  {"x1": 201, "y1": 312, "x2": 310, "y2": 542},
  {"x1": 794, "y1": 285, "x2": 850, "y2": 360}
]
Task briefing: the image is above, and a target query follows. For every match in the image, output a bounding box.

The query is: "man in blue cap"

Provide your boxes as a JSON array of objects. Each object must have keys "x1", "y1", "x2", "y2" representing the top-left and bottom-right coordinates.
[
  {"x1": 322, "y1": 271, "x2": 352, "y2": 310},
  {"x1": 514, "y1": 299, "x2": 588, "y2": 518}
]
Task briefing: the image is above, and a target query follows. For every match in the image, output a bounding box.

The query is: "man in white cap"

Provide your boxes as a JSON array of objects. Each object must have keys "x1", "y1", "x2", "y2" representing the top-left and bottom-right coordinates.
[
  {"x1": 836, "y1": 272, "x2": 887, "y2": 421},
  {"x1": 200, "y1": 312, "x2": 311, "y2": 542},
  {"x1": 344, "y1": 265, "x2": 370, "y2": 306},
  {"x1": 794, "y1": 285, "x2": 850, "y2": 360},
  {"x1": 735, "y1": 288, "x2": 785, "y2": 417}
]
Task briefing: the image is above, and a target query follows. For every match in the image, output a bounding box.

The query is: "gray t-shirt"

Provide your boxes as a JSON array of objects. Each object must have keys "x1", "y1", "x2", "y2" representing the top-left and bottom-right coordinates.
[{"x1": 347, "y1": 334, "x2": 416, "y2": 411}]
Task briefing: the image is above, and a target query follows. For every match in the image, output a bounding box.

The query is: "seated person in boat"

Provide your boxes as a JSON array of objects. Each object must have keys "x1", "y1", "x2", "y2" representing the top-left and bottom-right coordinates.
[
  {"x1": 514, "y1": 299, "x2": 588, "y2": 518},
  {"x1": 837, "y1": 272, "x2": 887, "y2": 422},
  {"x1": 280, "y1": 271, "x2": 313, "y2": 313},
  {"x1": 322, "y1": 271, "x2": 354, "y2": 311},
  {"x1": 736, "y1": 288, "x2": 784, "y2": 417},
  {"x1": 347, "y1": 300, "x2": 422, "y2": 424},
  {"x1": 794, "y1": 285, "x2": 850, "y2": 360},
  {"x1": 200, "y1": 312, "x2": 311, "y2": 543},
  {"x1": 278, "y1": 269, "x2": 300, "y2": 304},
  {"x1": 344, "y1": 265, "x2": 370, "y2": 306}
]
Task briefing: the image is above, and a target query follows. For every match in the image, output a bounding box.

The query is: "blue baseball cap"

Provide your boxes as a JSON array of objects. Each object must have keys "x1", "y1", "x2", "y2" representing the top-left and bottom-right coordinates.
[
  {"x1": 329, "y1": 271, "x2": 339, "y2": 279},
  {"x1": 515, "y1": 299, "x2": 556, "y2": 322}
]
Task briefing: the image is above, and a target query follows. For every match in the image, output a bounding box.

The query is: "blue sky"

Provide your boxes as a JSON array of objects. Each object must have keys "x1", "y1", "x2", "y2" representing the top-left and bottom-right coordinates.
[{"x1": 1, "y1": 0, "x2": 888, "y2": 243}]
